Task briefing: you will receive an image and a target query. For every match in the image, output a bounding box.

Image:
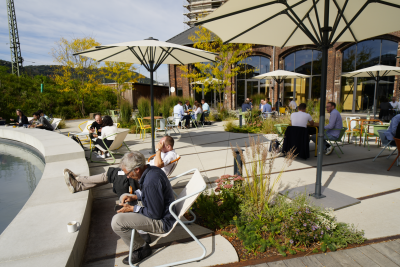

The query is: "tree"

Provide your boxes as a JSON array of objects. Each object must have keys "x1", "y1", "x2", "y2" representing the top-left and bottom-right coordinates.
[
  {"x1": 180, "y1": 26, "x2": 253, "y2": 107},
  {"x1": 102, "y1": 62, "x2": 144, "y2": 105},
  {"x1": 51, "y1": 37, "x2": 103, "y2": 117}
]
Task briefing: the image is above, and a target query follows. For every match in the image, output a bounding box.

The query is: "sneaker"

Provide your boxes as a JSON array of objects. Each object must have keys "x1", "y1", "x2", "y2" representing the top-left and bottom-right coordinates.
[
  {"x1": 63, "y1": 168, "x2": 78, "y2": 179},
  {"x1": 64, "y1": 172, "x2": 78, "y2": 193},
  {"x1": 99, "y1": 154, "x2": 106, "y2": 159},
  {"x1": 122, "y1": 243, "x2": 152, "y2": 265},
  {"x1": 106, "y1": 152, "x2": 111, "y2": 158},
  {"x1": 139, "y1": 233, "x2": 152, "y2": 244},
  {"x1": 325, "y1": 146, "x2": 334, "y2": 156}
]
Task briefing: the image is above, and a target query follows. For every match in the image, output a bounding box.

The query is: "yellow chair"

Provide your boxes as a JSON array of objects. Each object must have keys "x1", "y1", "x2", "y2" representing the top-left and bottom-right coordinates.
[
  {"x1": 68, "y1": 120, "x2": 94, "y2": 148},
  {"x1": 137, "y1": 118, "x2": 152, "y2": 140}
]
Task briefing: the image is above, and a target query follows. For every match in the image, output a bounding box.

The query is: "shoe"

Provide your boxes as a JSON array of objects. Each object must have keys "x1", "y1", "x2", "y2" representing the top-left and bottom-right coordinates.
[
  {"x1": 63, "y1": 168, "x2": 78, "y2": 179},
  {"x1": 122, "y1": 243, "x2": 152, "y2": 265},
  {"x1": 99, "y1": 154, "x2": 106, "y2": 159},
  {"x1": 139, "y1": 233, "x2": 152, "y2": 244},
  {"x1": 106, "y1": 152, "x2": 111, "y2": 158},
  {"x1": 325, "y1": 146, "x2": 334, "y2": 156},
  {"x1": 64, "y1": 171, "x2": 78, "y2": 193}
]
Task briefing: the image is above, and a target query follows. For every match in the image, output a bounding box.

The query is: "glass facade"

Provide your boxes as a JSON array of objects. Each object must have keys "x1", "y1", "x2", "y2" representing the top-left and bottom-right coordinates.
[
  {"x1": 341, "y1": 39, "x2": 398, "y2": 111},
  {"x1": 283, "y1": 50, "x2": 322, "y2": 106},
  {"x1": 236, "y1": 56, "x2": 270, "y2": 108}
]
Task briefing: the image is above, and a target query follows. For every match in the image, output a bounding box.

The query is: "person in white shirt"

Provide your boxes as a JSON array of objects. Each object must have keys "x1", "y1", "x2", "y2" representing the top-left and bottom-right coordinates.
[
  {"x1": 192, "y1": 103, "x2": 203, "y2": 119},
  {"x1": 291, "y1": 103, "x2": 314, "y2": 128},
  {"x1": 289, "y1": 98, "x2": 297, "y2": 111},
  {"x1": 259, "y1": 99, "x2": 265, "y2": 111},
  {"x1": 173, "y1": 101, "x2": 191, "y2": 128},
  {"x1": 390, "y1": 97, "x2": 399, "y2": 111},
  {"x1": 92, "y1": 115, "x2": 118, "y2": 158},
  {"x1": 149, "y1": 136, "x2": 177, "y2": 176}
]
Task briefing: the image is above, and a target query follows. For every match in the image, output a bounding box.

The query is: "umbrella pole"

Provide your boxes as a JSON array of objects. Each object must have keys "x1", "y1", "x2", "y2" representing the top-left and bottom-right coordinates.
[
  {"x1": 311, "y1": 0, "x2": 330, "y2": 199},
  {"x1": 373, "y1": 74, "x2": 379, "y2": 119},
  {"x1": 150, "y1": 61, "x2": 155, "y2": 154}
]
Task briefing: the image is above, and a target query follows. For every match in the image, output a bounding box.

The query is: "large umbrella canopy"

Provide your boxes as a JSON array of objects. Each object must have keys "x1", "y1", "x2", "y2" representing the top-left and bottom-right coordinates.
[
  {"x1": 74, "y1": 37, "x2": 217, "y2": 154},
  {"x1": 254, "y1": 70, "x2": 310, "y2": 112},
  {"x1": 195, "y1": 0, "x2": 400, "y2": 200},
  {"x1": 343, "y1": 65, "x2": 400, "y2": 117}
]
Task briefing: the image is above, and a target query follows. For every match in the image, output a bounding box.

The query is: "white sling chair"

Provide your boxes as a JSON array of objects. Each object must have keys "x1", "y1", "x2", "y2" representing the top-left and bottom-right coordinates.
[
  {"x1": 128, "y1": 168, "x2": 207, "y2": 267},
  {"x1": 51, "y1": 118, "x2": 62, "y2": 133},
  {"x1": 90, "y1": 130, "x2": 131, "y2": 164}
]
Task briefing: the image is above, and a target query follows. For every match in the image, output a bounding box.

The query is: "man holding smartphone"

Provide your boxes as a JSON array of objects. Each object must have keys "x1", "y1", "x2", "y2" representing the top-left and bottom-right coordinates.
[{"x1": 113, "y1": 151, "x2": 176, "y2": 265}]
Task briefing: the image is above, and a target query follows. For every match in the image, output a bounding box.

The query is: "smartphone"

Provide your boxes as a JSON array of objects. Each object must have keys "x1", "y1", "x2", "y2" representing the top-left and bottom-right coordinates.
[{"x1": 114, "y1": 205, "x2": 124, "y2": 212}]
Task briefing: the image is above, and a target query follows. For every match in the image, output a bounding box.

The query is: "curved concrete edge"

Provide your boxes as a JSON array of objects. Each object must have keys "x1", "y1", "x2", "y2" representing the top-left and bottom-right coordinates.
[{"x1": 0, "y1": 127, "x2": 91, "y2": 267}]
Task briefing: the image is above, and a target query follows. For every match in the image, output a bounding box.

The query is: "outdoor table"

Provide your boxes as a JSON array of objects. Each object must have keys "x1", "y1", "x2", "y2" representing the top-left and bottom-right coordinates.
[
  {"x1": 143, "y1": 116, "x2": 163, "y2": 120},
  {"x1": 350, "y1": 119, "x2": 382, "y2": 146}
]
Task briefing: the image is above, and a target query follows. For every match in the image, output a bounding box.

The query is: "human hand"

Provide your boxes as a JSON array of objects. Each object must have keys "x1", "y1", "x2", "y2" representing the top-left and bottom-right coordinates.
[
  {"x1": 117, "y1": 203, "x2": 133, "y2": 213},
  {"x1": 156, "y1": 140, "x2": 164, "y2": 150},
  {"x1": 10, "y1": 119, "x2": 14, "y2": 121},
  {"x1": 120, "y1": 194, "x2": 137, "y2": 204},
  {"x1": 98, "y1": 128, "x2": 102, "y2": 132},
  {"x1": 90, "y1": 128, "x2": 95, "y2": 133}
]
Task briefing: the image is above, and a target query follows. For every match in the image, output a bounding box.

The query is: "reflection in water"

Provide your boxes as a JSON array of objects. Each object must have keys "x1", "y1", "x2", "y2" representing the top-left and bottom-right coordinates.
[{"x1": 0, "y1": 142, "x2": 44, "y2": 234}]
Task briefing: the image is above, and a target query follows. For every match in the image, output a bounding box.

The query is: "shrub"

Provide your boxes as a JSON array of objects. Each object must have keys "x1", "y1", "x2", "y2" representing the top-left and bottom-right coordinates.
[
  {"x1": 137, "y1": 97, "x2": 150, "y2": 117},
  {"x1": 120, "y1": 101, "x2": 132, "y2": 124},
  {"x1": 250, "y1": 93, "x2": 266, "y2": 108}
]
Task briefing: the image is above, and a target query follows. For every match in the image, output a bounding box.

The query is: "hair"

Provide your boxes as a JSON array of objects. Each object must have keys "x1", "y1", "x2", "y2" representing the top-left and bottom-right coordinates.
[
  {"x1": 102, "y1": 115, "x2": 114, "y2": 127},
  {"x1": 201, "y1": 99, "x2": 205, "y2": 102},
  {"x1": 185, "y1": 100, "x2": 190, "y2": 104},
  {"x1": 380, "y1": 97, "x2": 388, "y2": 103},
  {"x1": 33, "y1": 111, "x2": 40, "y2": 117},
  {"x1": 16, "y1": 109, "x2": 24, "y2": 116},
  {"x1": 164, "y1": 136, "x2": 174, "y2": 148},
  {"x1": 178, "y1": 101, "x2": 182, "y2": 104},
  {"x1": 38, "y1": 109, "x2": 44, "y2": 114},
  {"x1": 249, "y1": 98, "x2": 253, "y2": 101},
  {"x1": 327, "y1": 102, "x2": 336, "y2": 108},
  {"x1": 119, "y1": 152, "x2": 146, "y2": 172},
  {"x1": 93, "y1": 113, "x2": 101, "y2": 119},
  {"x1": 244, "y1": 100, "x2": 249, "y2": 104},
  {"x1": 298, "y1": 103, "x2": 307, "y2": 110}
]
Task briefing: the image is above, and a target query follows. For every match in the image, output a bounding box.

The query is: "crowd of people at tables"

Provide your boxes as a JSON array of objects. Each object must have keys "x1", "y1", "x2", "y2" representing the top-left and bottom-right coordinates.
[
  {"x1": 0, "y1": 109, "x2": 54, "y2": 131},
  {"x1": 173, "y1": 98, "x2": 209, "y2": 128}
]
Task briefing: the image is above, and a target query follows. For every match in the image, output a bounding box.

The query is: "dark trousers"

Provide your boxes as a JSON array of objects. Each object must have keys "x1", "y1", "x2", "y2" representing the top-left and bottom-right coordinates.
[
  {"x1": 94, "y1": 138, "x2": 113, "y2": 151},
  {"x1": 37, "y1": 126, "x2": 52, "y2": 131},
  {"x1": 183, "y1": 115, "x2": 191, "y2": 127}
]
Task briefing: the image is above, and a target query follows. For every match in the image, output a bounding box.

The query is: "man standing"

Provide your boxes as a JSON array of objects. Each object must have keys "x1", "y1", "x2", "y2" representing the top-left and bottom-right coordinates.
[
  {"x1": 201, "y1": 99, "x2": 209, "y2": 113},
  {"x1": 311, "y1": 102, "x2": 343, "y2": 155},
  {"x1": 113, "y1": 152, "x2": 176, "y2": 265},
  {"x1": 291, "y1": 103, "x2": 314, "y2": 128},
  {"x1": 149, "y1": 136, "x2": 177, "y2": 176}
]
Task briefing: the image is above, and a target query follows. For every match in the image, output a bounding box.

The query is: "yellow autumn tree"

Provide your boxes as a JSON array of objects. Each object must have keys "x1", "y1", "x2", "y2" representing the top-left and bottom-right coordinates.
[
  {"x1": 180, "y1": 26, "x2": 253, "y2": 107},
  {"x1": 102, "y1": 62, "x2": 144, "y2": 105},
  {"x1": 51, "y1": 37, "x2": 104, "y2": 117}
]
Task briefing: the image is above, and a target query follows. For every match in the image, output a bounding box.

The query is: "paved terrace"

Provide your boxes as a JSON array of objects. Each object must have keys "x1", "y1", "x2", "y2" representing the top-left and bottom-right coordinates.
[{"x1": 60, "y1": 119, "x2": 400, "y2": 267}]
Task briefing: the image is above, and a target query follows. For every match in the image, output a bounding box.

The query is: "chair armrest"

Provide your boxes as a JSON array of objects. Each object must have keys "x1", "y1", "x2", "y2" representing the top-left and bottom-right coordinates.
[
  {"x1": 169, "y1": 168, "x2": 199, "y2": 182},
  {"x1": 148, "y1": 154, "x2": 156, "y2": 162}
]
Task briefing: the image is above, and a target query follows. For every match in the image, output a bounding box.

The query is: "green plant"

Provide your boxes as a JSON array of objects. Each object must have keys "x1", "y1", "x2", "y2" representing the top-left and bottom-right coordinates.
[
  {"x1": 137, "y1": 97, "x2": 150, "y2": 117},
  {"x1": 120, "y1": 101, "x2": 132, "y2": 124},
  {"x1": 250, "y1": 93, "x2": 266, "y2": 108}
]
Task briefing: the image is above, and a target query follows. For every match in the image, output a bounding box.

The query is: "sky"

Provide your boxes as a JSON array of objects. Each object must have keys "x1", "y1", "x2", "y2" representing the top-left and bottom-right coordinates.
[{"x1": 1, "y1": 0, "x2": 187, "y2": 83}]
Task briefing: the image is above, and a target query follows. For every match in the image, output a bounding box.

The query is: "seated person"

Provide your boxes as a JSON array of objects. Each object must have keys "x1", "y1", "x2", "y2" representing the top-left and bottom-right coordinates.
[
  {"x1": 63, "y1": 164, "x2": 139, "y2": 196},
  {"x1": 191, "y1": 103, "x2": 203, "y2": 121},
  {"x1": 10, "y1": 109, "x2": 29, "y2": 127},
  {"x1": 201, "y1": 99, "x2": 209, "y2": 113},
  {"x1": 261, "y1": 101, "x2": 272, "y2": 116},
  {"x1": 38, "y1": 110, "x2": 50, "y2": 121},
  {"x1": 174, "y1": 101, "x2": 190, "y2": 128},
  {"x1": 149, "y1": 136, "x2": 177, "y2": 176},
  {"x1": 242, "y1": 100, "x2": 252, "y2": 112},
  {"x1": 259, "y1": 99, "x2": 265, "y2": 111},
  {"x1": 89, "y1": 113, "x2": 103, "y2": 138},
  {"x1": 275, "y1": 98, "x2": 283, "y2": 111},
  {"x1": 289, "y1": 98, "x2": 297, "y2": 111},
  {"x1": 113, "y1": 151, "x2": 176, "y2": 265},
  {"x1": 91, "y1": 115, "x2": 118, "y2": 158},
  {"x1": 390, "y1": 97, "x2": 399, "y2": 111},
  {"x1": 29, "y1": 112, "x2": 53, "y2": 131},
  {"x1": 183, "y1": 100, "x2": 191, "y2": 111},
  {"x1": 310, "y1": 102, "x2": 342, "y2": 156},
  {"x1": 385, "y1": 114, "x2": 400, "y2": 141},
  {"x1": 291, "y1": 103, "x2": 314, "y2": 128}
]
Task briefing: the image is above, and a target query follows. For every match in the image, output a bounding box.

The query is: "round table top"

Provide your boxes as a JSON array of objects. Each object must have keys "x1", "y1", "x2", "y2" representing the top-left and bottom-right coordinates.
[{"x1": 143, "y1": 116, "x2": 163, "y2": 120}]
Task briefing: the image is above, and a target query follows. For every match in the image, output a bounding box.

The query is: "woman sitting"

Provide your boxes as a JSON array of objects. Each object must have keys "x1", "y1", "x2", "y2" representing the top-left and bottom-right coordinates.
[
  {"x1": 191, "y1": 103, "x2": 203, "y2": 122},
  {"x1": 10, "y1": 109, "x2": 29, "y2": 127},
  {"x1": 91, "y1": 115, "x2": 118, "y2": 158}
]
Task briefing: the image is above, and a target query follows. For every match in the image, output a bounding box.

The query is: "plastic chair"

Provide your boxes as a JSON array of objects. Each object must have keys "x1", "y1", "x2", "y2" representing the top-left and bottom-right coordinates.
[
  {"x1": 325, "y1": 127, "x2": 348, "y2": 158},
  {"x1": 51, "y1": 118, "x2": 62, "y2": 133},
  {"x1": 387, "y1": 137, "x2": 400, "y2": 171},
  {"x1": 155, "y1": 118, "x2": 167, "y2": 137},
  {"x1": 127, "y1": 168, "x2": 206, "y2": 267},
  {"x1": 343, "y1": 117, "x2": 361, "y2": 144},
  {"x1": 166, "y1": 116, "x2": 180, "y2": 134},
  {"x1": 133, "y1": 117, "x2": 141, "y2": 137},
  {"x1": 147, "y1": 154, "x2": 181, "y2": 177},
  {"x1": 68, "y1": 120, "x2": 94, "y2": 148},
  {"x1": 373, "y1": 130, "x2": 398, "y2": 162},
  {"x1": 137, "y1": 118, "x2": 151, "y2": 140},
  {"x1": 90, "y1": 130, "x2": 131, "y2": 164},
  {"x1": 373, "y1": 124, "x2": 389, "y2": 146},
  {"x1": 173, "y1": 113, "x2": 185, "y2": 129},
  {"x1": 191, "y1": 113, "x2": 204, "y2": 129}
]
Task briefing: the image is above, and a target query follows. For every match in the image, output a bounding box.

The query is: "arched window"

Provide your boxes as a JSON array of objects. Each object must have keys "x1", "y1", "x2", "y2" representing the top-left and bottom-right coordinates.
[
  {"x1": 341, "y1": 39, "x2": 398, "y2": 111},
  {"x1": 236, "y1": 56, "x2": 270, "y2": 107},
  {"x1": 283, "y1": 49, "x2": 322, "y2": 106}
]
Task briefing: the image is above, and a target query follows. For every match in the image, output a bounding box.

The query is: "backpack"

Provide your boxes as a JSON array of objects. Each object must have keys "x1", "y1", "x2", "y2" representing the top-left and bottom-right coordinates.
[{"x1": 71, "y1": 135, "x2": 84, "y2": 150}]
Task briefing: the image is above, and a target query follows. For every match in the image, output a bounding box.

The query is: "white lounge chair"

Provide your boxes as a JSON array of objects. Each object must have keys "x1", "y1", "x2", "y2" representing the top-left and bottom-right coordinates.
[
  {"x1": 51, "y1": 118, "x2": 62, "y2": 133},
  {"x1": 90, "y1": 130, "x2": 131, "y2": 164},
  {"x1": 68, "y1": 120, "x2": 94, "y2": 148},
  {"x1": 128, "y1": 168, "x2": 207, "y2": 267}
]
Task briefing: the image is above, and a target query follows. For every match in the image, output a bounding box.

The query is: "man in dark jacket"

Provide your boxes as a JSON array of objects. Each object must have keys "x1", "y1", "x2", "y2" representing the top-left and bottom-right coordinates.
[{"x1": 113, "y1": 151, "x2": 176, "y2": 265}]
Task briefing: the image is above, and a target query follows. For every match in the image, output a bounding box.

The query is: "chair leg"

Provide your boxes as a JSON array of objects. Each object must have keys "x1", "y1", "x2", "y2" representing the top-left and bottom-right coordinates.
[
  {"x1": 387, "y1": 154, "x2": 400, "y2": 171},
  {"x1": 387, "y1": 148, "x2": 398, "y2": 159},
  {"x1": 335, "y1": 141, "x2": 344, "y2": 154},
  {"x1": 373, "y1": 144, "x2": 389, "y2": 161}
]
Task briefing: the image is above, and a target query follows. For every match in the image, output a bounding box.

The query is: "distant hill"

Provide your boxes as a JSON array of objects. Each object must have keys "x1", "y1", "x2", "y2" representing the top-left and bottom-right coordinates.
[{"x1": 0, "y1": 59, "x2": 154, "y2": 84}]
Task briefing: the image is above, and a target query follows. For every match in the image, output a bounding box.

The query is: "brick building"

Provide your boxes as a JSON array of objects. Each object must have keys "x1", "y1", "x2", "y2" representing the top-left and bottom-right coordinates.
[{"x1": 168, "y1": 27, "x2": 400, "y2": 112}]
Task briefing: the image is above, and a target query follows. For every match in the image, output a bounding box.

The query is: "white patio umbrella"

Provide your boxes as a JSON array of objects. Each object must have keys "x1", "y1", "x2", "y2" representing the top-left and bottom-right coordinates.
[
  {"x1": 195, "y1": 0, "x2": 400, "y2": 200},
  {"x1": 343, "y1": 65, "x2": 400, "y2": 118},
  {"x1": 74, "y1": 37, "x2": 217, "y2": 153},
  {"x1": 254, "y1": 70, "x2": 310, "y2": 113}
]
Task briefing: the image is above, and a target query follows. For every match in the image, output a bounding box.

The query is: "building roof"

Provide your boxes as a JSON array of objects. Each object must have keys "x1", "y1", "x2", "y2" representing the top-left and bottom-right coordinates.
[{"x1": 166, "y1": 26, "x2": 217, "y2": 46}]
